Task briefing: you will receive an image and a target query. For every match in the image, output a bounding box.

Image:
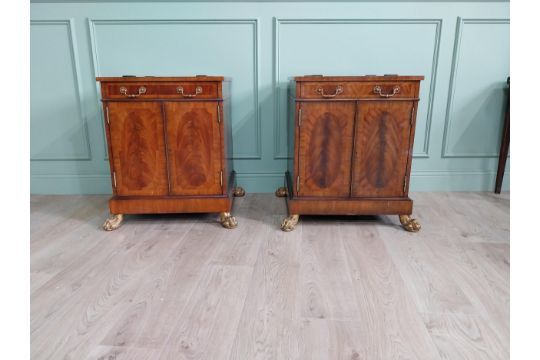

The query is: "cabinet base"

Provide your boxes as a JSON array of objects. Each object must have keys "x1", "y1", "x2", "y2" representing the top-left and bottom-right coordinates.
[
  {"x1": 109, "y1": 196, "x2": 233, "y2": 214},
  {"x1": 104, "y1": 173, "x2": 240, "y2": 230},
  {"x1": 281, "y1": 172, "x2": 419, "y2": 232},
  {"x1": 105, "y1": 197, "x2": 237, "y2": 230}
]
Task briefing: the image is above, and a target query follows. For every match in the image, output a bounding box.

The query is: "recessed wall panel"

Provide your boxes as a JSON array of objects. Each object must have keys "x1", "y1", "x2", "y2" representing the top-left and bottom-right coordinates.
[
  {"x1": 443, "y1": 19, "x2": 510, "y2": 157},
  {"x1": 275, "y1": 20, "x2": 441, "y2": 159},
  {"x1": 90, "y1": 20, "x2": 260, "y2": 159},
  {"x1": 31, "y1": 20, "x2": 90, "y2": 160}
]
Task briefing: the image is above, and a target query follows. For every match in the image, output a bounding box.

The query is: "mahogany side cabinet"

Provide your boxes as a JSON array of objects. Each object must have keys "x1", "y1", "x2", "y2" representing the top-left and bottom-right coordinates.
[
  {"x1": 97, "y1": 76, "x2": 244, "y2": 230},
  {"x1": 276, "y1": 75, "x2": 424, "y2": 232}
]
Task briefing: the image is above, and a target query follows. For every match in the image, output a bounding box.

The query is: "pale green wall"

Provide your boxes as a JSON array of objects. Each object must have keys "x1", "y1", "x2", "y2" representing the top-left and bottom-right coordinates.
[{"x1": 30, "y1": 1, "x2": 510, "y2": 194}]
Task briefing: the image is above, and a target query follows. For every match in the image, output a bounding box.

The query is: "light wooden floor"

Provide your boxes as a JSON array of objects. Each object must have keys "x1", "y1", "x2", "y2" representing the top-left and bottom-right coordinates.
[{"x1": 30, "y1": 192, "x2": 509, "y2": 360}]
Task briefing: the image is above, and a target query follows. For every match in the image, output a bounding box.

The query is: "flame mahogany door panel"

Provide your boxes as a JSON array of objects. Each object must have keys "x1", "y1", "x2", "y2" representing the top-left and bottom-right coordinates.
[
  {"x1": 107, "y1": 102, "x2": 169, "y2": 196},
  {"x1": 164, "y1": 102, "x2": 223, "y2": 196},
  {"x1": 297, "y1": 101, "x2": 356, "y2": 197},
  {"x1": 351, "y1": 101, "x2": 413, "y2": 197}
]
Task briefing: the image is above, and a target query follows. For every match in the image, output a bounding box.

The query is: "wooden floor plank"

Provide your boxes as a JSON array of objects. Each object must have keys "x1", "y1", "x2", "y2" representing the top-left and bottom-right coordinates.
[
  {"x1": 159, "y1": 265, "x2": 253, "y2": 359},
  {"x1": 298, "y1": 220, "x2": 360, "y2": 320},
  {"x1": 340, "y1": 223, "x2": 442, "y2": 359},
  {"x1": 228, "y1": 215, "x2": 302, "y2": 360},
  {"x1": 423, "y1": 312, "x2": 509, "y2": 360},
  {"x1": 30, "y1": 195, "x2": 107, "y2": 243},
  {"x1": 422, "y1": 235, "x2": 510, "y2": 348},
  {"x1": 211, "y1": 194, "x2": 271, "y2": 267},
  {"x1": 380, "y1": 226, "x2": 477, "y2": 315},
  {"x1": 431, "y1": 192, "x2": 510, "y2": 243},
  {"x1": 285, "y1": 319, "x2": 370, "y2": 360},
  {"x1": 411, "y1": 193, "x2": 509, "y2": 347},
  {"x1": 85, "y1": 345, "x2": 161, "y2": 360},
  {"x1": 31, "y1": 222, "x2": 199, "y2": 358},
  {"x1": 31, "y1": 223, "x2": 169, "y2": 333},
  {"x1": 96, "y1": 220, "x2": 239, "y2": 351},
  {"x1": 30, "y1": 193, "x2": 510, "y2": 360}
]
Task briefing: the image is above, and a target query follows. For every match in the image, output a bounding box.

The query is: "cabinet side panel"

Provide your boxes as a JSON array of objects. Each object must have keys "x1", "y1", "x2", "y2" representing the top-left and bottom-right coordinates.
[
  {"x1": 223, "y1": 80, "x2": 234, "y2": 189},
  {"x1": 287, "y1": 82, "x2": 297, "y2": 184},
  {"x1": 404, "y1": 99, "x2": 420, "y2": 195},
  {"x1": 102, "y1": 99, "x2": 117, "y2": 196}
]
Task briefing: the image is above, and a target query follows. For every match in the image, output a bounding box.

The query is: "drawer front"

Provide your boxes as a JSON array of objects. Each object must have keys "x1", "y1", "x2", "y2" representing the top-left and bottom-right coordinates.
[
  {"x1": 299, "y1": 81, "x2": 418, "y2": 99},
  {"x1": 158, "y1": 82, "x2": 219, "y2": 99},
  {"x1": 101, "y1": 82, "x2": 219, "y2": 99}
]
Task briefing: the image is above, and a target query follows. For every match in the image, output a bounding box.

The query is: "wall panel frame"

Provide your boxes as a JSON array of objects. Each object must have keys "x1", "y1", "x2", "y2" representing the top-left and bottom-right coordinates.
[
  {"x1": 273, "y1": 18, "x2": 442, "y2": 159},
  {"x1": 30, "y1": 18, "x2": 92, "y2": 161}
]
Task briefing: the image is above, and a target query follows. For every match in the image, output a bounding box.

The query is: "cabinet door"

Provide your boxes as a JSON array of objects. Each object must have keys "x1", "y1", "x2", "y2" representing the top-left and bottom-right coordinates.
[
  {"x1": 164, "y1": 102, "x2": 223, "y2": 196},
  {"x1": 351, "y1": 101, "x2": 413, "y2": 197},
  {"x1": 107, "y1": 102, "x2": 168, "y2": 196},
  {"x1": 297, "y1": 102, "x2": 355, "y2": 197}
]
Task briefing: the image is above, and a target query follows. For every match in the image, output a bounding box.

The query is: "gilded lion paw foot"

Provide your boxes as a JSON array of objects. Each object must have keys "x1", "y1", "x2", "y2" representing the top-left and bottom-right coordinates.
[
  {"x1": 219, "y1": 212, "x2": 238, "y2": 229},
  {"x1": 275, "y1": 187, "x2": 288, "y2": 197},
  {"x1": 281, "y1": 214, "x2": 299, "y2": 232},
  {"x1": 233, "y1": 187, "x2": 246, "y2": 197},
  {"x1": 103, "y1": 214, "x2": 124, "y2": 231},
  {"x1": 399, "y1": 215, "x2": 421, "y2": 232}
]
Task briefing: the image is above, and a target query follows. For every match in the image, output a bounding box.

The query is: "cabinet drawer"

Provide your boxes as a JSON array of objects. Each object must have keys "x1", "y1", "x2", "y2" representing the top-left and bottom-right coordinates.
[
  {"x1": 299, "y1": 81, "x2": 418, "y2": 99},
  {"x1": 101, "y1": 82, "x2": 219, "y2": 99},
  {"x1": 158, "y1": 82, "x2": 218, "y2": 99}
]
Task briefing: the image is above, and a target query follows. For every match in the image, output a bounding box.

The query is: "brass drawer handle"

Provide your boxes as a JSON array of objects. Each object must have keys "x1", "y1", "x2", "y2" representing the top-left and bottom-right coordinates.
[
  {"x1": 119, "y1": 86, "x2": 146, "y2": 98},
  {"x1": 373, "y1": 85, "x2": 400, "y2": 98},
  {"x1": 316, "y1": 85, "x2": 343, "y2": 98},
  {"x1": 177, "y1": 86, "x2": 203, "y2": 97}
]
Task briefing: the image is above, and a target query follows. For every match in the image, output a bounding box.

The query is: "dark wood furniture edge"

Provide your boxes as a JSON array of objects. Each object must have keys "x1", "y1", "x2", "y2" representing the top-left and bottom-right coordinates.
[{"x1": 495, "y1": 76, "x2": 510, "y2": 194}]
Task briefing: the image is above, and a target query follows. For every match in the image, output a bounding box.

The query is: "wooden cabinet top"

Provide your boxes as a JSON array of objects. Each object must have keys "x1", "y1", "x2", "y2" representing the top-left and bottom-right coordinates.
[
  {"x1": 293, "y1": 75, "x2": 424, "y2": 82},
  {"x1": 96, "y1": 76, "x2": 227, "y2": 82}
]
